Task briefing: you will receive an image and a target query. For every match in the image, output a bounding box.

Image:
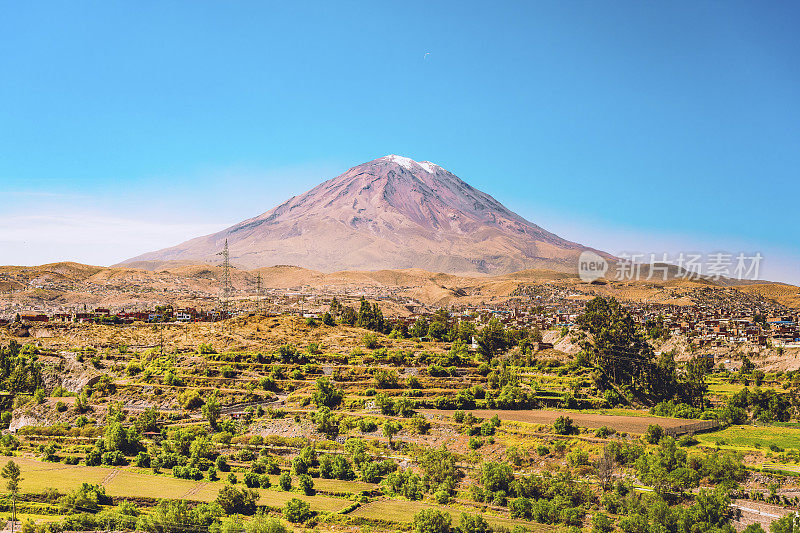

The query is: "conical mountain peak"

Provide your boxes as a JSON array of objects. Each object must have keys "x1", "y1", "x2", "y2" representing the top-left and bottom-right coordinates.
[{"x1": 120, "y1": 156, "x2": 602, "y2": 274}]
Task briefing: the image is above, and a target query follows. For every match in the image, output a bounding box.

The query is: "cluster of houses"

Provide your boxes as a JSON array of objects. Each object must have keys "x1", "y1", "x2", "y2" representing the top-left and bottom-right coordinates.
[
  {"x1": 2, "y1": 306, "x2": 229, "y2": 325},
  {"x1": 3, "y1": 277, "x2": 798, "y2": 348}
]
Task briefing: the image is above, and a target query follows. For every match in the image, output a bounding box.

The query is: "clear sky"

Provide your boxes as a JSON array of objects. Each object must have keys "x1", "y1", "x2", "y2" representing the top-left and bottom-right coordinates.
[{"x1": 1, "y1": 1, "x2": 798, "y2": 283}]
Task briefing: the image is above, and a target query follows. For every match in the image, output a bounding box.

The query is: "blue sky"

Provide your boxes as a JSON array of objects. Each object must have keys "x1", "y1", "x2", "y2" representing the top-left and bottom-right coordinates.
[{"x1": 1, "y1": 1, "x2": 798, "y2": 283}]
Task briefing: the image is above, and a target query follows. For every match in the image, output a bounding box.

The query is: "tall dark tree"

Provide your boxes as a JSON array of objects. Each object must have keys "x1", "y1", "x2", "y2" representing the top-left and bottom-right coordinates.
[
  {"x1": 356, "y1": 297, "x2": 385, "y2": 332},
  {"x1": 476, "y1": 318, "x2": 510, "y2": 360},
  {"x1": 578, "y1": 296, "x2": 653, "y2": 393}
]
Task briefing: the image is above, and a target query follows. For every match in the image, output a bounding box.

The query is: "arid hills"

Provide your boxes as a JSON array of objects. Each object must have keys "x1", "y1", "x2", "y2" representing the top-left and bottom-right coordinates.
[{"x1": 1, "y1": 260, "x2": 798, "y2": 317}]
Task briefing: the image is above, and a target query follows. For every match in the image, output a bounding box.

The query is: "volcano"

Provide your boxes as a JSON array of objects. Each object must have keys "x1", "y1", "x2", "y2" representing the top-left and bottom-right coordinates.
[{"x1": 120, "y1": 155, "x2": 604, "y2": 274}]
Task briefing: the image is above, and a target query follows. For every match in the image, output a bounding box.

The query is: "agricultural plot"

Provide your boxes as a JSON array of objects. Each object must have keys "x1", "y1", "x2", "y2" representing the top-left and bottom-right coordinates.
[
  {"x1": 426, "y1": 408, "x2": 688, "y2": 434},
  {"x1": 695, "y1": 425, "x2": 800, "y2": 451}
]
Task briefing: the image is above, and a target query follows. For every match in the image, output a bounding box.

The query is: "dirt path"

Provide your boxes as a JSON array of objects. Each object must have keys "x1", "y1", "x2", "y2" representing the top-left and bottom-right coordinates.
[
  {"x1": 182, "y1": 482, "x2": 208, "y2": 499},
  {"x1": 101, "y1": 468, "x2": 121, "y2": 486},
  {"x1": 424, "y1": 409, "x2": 692, "y2": 434}
]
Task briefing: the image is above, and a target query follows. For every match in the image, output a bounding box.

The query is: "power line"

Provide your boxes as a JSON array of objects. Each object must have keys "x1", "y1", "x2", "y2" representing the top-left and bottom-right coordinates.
[
  {"x1": 217, "y1": 239, "x2": 232, "y2": 332},
  {"x1": 256, "y1": 273, "x2": 262, "y2": 316}
]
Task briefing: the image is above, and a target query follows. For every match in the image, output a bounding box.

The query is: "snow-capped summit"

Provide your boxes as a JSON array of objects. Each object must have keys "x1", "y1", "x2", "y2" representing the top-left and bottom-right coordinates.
[{"x1": 379, "y1": 154, "x2": 443, "y2": 175}]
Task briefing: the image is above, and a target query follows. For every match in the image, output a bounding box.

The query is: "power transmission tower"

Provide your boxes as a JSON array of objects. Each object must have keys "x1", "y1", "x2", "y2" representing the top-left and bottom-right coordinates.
[
  {"x1": 217, "y1": 239, "x2": 232, "y2": 331},
  {"x1": 256, "y1": 273, "x2": 263, "y2": 315}
]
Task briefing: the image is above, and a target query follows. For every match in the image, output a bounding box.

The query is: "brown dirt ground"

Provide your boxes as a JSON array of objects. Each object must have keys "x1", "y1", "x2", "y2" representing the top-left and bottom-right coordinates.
[{"x1": 425, "y1": 408, "x2": 692, "y2": 434}]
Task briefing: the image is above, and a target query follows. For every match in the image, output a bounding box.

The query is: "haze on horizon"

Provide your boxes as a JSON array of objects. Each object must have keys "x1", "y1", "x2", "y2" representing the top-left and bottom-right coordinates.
[{"x1": 1, "y1": 2, "x2": 798, "y2": 283}]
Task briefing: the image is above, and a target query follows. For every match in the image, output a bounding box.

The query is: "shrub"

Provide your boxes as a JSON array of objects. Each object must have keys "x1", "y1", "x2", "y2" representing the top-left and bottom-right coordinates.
[
  {"x1": 197, "y1": 343, "x2": 217, "y2": 354},
  {"x1": 592, "y1": 513, "x2": 614, "y2": 533},
  {"x1": 216, "y1": 485, "x2": 258, "y2": 515},
  {"x1": 645, "y1": 424, "x2": 664, "y2": 444},
  {"x1": 594, "y1": 426, "x2": 615, "y2": 438},
  {"x1": 298, "y1": 474, "x2": 314, "y2": 495},
  {"x1": 510, "y1": 497, "x2": 533, "y2": 519},
  {"x1": 312, "y1": 377, "x2": 343, "y2": 408},
  {"x1": 283, "y1": 498, "x2": 312, "y2": 523},
  {"x1": 413, "y1": 509, "x2": 451, "y2": 533},
  {"x1": 458, "y1": 513, "x2": 491, "y2": 533},
  {"x1": 363, "y1": 333, "x2": 381, "y2": 349},
  {"x1": 243, "y1": 471, "x2": 261, "y2": 488},
  {"x1": 553, "y1": 415, "x2": 576, "y2": 435}
]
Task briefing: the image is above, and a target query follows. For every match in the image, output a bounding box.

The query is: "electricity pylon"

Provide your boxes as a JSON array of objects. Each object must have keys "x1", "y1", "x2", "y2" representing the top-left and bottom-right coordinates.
[
  {"x1": 217, "y1": 239, "x2": 232, "y2": 331},
  {"x1": 256, "y1": 273, "x2": 263, "y2": 315}
]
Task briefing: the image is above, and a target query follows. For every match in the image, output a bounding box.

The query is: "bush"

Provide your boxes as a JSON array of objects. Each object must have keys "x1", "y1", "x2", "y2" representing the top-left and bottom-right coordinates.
[
  {"x1": 510, "y1": 497, "x2": 533, "y2": 519},
  {"x1": 413, "y1": 509, "x2": 451, "y2": 533},
  {"x1": 645, "y1": 424, "x2": 664, "y2": 444},
  {"x1": 312, "y1": 377, "x2": 343, "y2": 408},
  {"x1": 133, "y1": 452, "x2": 151, "y2": 468},
  {"x1": 592, "y1": 512, "x2": 614, "y2": 533},
  {"x1": 553, "y1": 415, "x2": 577, "y2": 435},
  {"x1": 245, "y1": 513, "x2": 290, "y2": 533},
  {"x1": 243, "y1": 471, "x2": 261, "y2": 488},
  {"x1": 216, "y1": 485, "x2": 258, "y2": 515},
  {"x1": 298, "y1": 474, "x2": 314, "y2": 495},
  {"x1": 458, "y1": 513, "x2": 491, "y2": 533},
  {"x1": 283, "y1": 498, "x2": 312, "y2": 523},
  {"x1": 198, "y1": 343, "x2": 217, "y2": 354},
  {"x1": 363, "y1": 333, "x2": 381, "y2": 349},
  {"x1": 594, "y1": 426, "x2": 615, "y2": 438},
  {"x1": 279, "y1": 472, "x2": 292, "y2": 491}
]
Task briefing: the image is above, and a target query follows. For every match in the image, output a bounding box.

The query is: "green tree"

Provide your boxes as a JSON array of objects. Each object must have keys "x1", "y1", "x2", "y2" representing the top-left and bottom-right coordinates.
[
  {"x1": 410, "y1": 317, "x2": 429, "y2": 339},
  {"x1": 244, "y1": 513, "x2": 290, "y2": 533},
  {"x1": 312, "y1": 377, "x2": 343, "y2": 408},
  {"x1": 476, "y1": 318, "x2": 510, "y2": 359},
  {"x1": 481, "y1": 462, "x2": 513, "y2": 493},
  {"x1": 314, "y1": 406, "x2": 339, "y2": 438},
  {"x1": 427, "y1": 321, "x2": 447, "y2": 341},
  {"x1": 770, "y1": 513, "x2": 800, "y2": 533},
  {"x1": 383, "y1": 420, "x2": 401, "y2": 448},
  {"x1": 683, "y1": 357, "x2": 709, "y2": 409},
  {"x1": 105, "y1": 422, "x2": 127, "y2": 452},
  {"x1": 356, "y1": 297, "x2": 385, "y2": 332},
  {"x1": 553, "y1": 415, "x2": 577, "y2": 435},
  {"x1": 215, "y1": 485, "x2": 258, "y2": 515},
  {"x1": 644, "y1": 424, "x2": 663, "y2": 444},
  {"x1": 413, "y1": 509, "x2": 451, "y2": 533},
  {"x1": 592, "y1": 512, "x2": 614, "y2": 533},
  {"x1": 283, "y1": 498, "x2": 312, "y2": 523},
  {"x1": 202, "y1": 391, "x2": 221, "y2": 429},
  {"x1": 1, "y1": 460, "x2": 22, "y2": 523},
  {"x1": 298, "y1": 474, "x2": 314, "y2": 495},
  {"x1": 458, "y1": 513, "x2": 490, "y2": 533},
  {"x1": 636, "y1": 437, "x2": 699, "y2": 495},
  {"x1": 419, "y1": 447, "x2": 460, "y2": 486}
]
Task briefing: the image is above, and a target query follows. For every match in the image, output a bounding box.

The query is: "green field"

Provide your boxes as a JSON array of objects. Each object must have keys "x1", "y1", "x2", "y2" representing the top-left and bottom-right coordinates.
[
  {"x1": 696, "y1": 424, "x2": 800, "y2": 451},
  {"x1": 0, "y1": 457, "x2": 351, "y2": 513},
  {"x1": 351, "y1": 499, "x2": 553, "y2": 530}
]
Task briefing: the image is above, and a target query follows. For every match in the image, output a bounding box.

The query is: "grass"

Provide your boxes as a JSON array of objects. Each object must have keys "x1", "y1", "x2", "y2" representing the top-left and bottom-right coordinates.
[
  {"x1": 351, "y1": 499, "x2": 553, "y2": 531},
  {"x1": 1, "y1": 512, "x2": 61, "y2": 523},
  {"x1": 696, "y1": 425, "x2": 800, "y2": 451}
]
